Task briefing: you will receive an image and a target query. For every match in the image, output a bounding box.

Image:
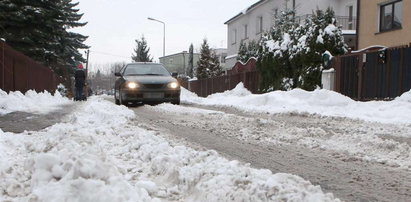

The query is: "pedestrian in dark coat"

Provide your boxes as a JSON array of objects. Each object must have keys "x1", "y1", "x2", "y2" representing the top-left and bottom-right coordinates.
[{"x1": 74, "y1": 64, "x2": 86, "y2": 101}]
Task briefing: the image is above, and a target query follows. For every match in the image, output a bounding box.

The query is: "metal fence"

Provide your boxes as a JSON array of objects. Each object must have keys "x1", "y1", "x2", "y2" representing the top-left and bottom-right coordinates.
[
  {"x1": 0, "y1": 41, "x2": 60, "y2": 93},
  {"x1": 334, "y1": 44, "x2": 411, "y2": 100}
]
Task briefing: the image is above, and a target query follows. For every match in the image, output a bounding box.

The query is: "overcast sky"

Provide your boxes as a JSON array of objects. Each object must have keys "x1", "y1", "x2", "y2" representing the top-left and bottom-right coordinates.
[{"x1": 72, "y1": 0, "x2": 257, "y2": 70}]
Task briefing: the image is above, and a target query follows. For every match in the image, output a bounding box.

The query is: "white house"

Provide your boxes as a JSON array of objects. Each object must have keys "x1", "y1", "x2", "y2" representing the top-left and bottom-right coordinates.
[
  {"x1": 224, "y1": 0, "x2": 357, "y2": 69},
  {"x1": 212, "y1": 48, "x2": 228, "y2": 70}
]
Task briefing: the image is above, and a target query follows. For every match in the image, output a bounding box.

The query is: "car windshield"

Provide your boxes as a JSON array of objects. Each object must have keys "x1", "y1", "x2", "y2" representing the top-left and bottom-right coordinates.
[{"x1": 123, "y1": 64, "x2": 170, "y2": 76}]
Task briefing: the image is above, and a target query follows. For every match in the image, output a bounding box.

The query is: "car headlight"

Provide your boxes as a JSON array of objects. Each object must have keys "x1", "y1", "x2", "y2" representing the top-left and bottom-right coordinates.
[
  {"x1": 126, "y1": 82, "x2": 139, "y2": 89},
  {"x1": 167, "y1": 82, "x2": 179, "y2": 89}
]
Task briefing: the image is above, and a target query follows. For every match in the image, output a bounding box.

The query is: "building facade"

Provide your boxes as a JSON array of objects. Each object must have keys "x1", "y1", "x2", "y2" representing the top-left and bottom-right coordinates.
[
  {"x1": 159, "y1": 51, "x2": 200, "y2": 76},
  {"x1": 224, "y1": 0, "x2": 357, "y2": 69},
  {"x1": 357, "y1": 0, "x2": 410, "y2": 49},
  {"x1": 212, "y1": 48, "x2": 228, "y2": 70}
]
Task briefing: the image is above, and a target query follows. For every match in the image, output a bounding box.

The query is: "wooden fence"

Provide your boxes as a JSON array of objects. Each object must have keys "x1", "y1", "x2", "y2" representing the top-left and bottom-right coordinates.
[
  {"x1": 334, "y1": 44, "x2": 411, "y2": 100},
  {"x1": 182, "y1": 58, "x2": 259, "y2": 97},
  {"x1": 0, "y1": 41, "x2": 60, "y2": 93},
  {"x1": 182, "y1": 71, "x2": 260, "y2": 97}
]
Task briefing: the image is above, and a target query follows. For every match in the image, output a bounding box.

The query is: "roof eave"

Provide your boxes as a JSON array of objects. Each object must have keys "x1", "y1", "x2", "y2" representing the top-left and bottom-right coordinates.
[{"x1": 224, "y1": 0, "x2": 267, "y2": 25}]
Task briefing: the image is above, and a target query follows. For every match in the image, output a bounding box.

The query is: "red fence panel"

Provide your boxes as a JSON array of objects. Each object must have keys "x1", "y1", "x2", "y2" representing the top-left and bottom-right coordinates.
[
  {"x1": 186, "y1": 71, "x2": 260, "y2": 97},
  {"x1": 0, "y1": 41, "x2": 60, "y2": 93}
]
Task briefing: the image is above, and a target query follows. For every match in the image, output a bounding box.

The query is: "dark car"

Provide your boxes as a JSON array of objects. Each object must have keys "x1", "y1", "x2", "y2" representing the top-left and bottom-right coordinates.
[{"x1": 114, "y1": 63, "x2": 180, "y2": 105}]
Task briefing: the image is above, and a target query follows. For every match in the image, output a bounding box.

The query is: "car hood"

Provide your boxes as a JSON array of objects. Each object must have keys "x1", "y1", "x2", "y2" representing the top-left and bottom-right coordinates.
[{"x1": 123, "y1": 75, "x2": 177, "y2": 84}]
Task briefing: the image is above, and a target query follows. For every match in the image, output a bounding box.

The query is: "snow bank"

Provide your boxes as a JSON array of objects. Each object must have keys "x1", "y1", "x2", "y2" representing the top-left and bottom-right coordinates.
[
  {"x1": 182, "y1": 83, "x2": 411, "y2": 124},
  {"x1": 0, "y1": 95, "x2": 339, "y2": 201},
  {"x1": 0, "y1": 90, "x2": 71, "y2": 115}
]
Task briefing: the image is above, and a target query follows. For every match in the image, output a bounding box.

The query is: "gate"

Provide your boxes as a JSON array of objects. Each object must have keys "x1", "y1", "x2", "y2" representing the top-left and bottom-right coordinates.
[{"x1": 335, "y1": 45, "x2": 411, "y2": 100}]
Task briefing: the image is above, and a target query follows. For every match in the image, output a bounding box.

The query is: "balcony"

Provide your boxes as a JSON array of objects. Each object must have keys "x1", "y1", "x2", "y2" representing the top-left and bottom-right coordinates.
[{"x1": 295, "y1": 15, "x2": 357, "y2": 31}]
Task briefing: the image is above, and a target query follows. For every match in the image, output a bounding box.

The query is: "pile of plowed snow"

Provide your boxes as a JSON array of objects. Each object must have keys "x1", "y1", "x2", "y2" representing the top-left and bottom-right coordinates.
[
  {"x1": 0, "y1": 90, "x2": 71, "y2": 115},
  {"x1": 0, "y1": 94, "x2": 339, "y2": 201},
  {"x1": 182, "y1": 83, "x2": 411, "y2": 124}
]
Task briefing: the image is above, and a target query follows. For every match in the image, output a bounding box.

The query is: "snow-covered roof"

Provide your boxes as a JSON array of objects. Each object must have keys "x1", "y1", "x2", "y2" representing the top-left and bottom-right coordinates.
[
  {"x1": 225, "y1": 54, "x2": 238, "y2": 60},
  {"x1": 224, "y1": 0, "x2": 267, "y2": 25},
  {"x1": 159, "y1": 51, "x2": 200, "y2": 59},
  {"x1": 342, "y1": 30, "x2": 356, "y2": 35}
]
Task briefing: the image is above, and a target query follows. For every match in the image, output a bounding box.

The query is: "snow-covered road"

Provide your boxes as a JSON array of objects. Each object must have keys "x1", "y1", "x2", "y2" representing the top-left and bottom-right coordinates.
[
  {"x1": 132, "y1": 103, "x2": 411, "y2": 202},
  {"x1": 1, "y1": 85, "x2": 411, "y2": 201}
]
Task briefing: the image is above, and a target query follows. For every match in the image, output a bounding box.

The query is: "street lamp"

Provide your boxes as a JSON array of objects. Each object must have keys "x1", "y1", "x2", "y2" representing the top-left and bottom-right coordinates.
[{"x1": 147, "y1": 17, "x2": 165, "y2": 57}]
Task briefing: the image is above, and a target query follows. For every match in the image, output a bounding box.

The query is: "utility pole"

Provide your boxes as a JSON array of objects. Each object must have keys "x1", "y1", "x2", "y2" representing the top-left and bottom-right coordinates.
[
  {"x1": 1, "y1": 38, "x2": 4, "y2": 90},
  {"x1": 85, "y1": 49, "x2": 90, "y2": 78},
  {"x1": 85, "y1": 49, "x2": 90, "y2": 97}
]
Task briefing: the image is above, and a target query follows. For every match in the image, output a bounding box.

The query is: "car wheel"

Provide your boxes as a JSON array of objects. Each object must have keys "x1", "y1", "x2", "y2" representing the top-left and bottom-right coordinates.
[
  {"x1": 115, "y1": 90, "x2": 120, "y2": 105},
  {"x1": 171, "y1": 99, "x2": 180, "y2": 105},
  {"x1": 119, "y1": 90, "x2": 127, "y2": 106}
]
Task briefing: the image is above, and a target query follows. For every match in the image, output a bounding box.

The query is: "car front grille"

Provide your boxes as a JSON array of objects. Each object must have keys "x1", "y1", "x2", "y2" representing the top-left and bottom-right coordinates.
[{"x1": 143, "y1": 84, "x2": 165, "y2": 89}]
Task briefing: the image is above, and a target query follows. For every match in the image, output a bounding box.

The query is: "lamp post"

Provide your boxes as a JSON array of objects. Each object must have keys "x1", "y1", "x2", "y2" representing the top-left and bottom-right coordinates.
[{"x1": 147, "y1": 17, "x2": 165, "y2": 57}]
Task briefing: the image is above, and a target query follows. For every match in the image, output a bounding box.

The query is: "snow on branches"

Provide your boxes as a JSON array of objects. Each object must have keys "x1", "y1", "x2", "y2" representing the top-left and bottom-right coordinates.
[{"x1": 256, "y1": 8, "x2": 347, "y2": 92}]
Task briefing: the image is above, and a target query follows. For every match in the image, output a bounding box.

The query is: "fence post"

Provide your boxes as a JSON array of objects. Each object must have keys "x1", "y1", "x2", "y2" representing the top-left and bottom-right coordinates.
[
  {"x1": 1, "y1": 41, "x2": 4, "y2": 90},
  {"x1": 386, "y1": 49, "x2": 391, "y2": 98},
  {"x1": 211, "y1": 77, "x2": 213, "y2": 94},
  {"x1": 229, "y1": 73, "x2": 231, "y2": 89},
  {"x1": 205, "y1": 79, "x2": 207, "y2": 97},
  {"x1": 200, "y1": 80, "x2": 203, "y2": 97},
  {"x1": 334, "y1": 56, "x2": 341, "y2": 93},
  {"x1": 399, "y1": 48, "x2": 404, "y2": 95},
  {"x1": 358, "y1": 54, "x2": 364, "y2": 100}
]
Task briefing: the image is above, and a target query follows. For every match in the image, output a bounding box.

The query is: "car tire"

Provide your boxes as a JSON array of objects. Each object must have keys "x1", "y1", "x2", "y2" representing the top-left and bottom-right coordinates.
[
  {"x1": 171, "y1": 99, "x2": 180, "y2": 105},
  {"x1": 114, "y1": 89, "x2": 120, "y2": 105},
  {"x1": 119, "y1": 90, "x2": 127, "y2": 106}
]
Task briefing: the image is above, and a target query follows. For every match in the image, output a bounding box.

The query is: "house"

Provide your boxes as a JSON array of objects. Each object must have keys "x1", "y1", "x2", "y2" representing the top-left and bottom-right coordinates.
[
  {"x1": 212, "y1": 48, "x2": 228, "y2": 70},
  {"x1": 224, "y1": 0, "x2": 357, "y2": 69},
  {"x1": 159, "y1": 51, "x2": 200, "y2": 75},
  {"x1": 357, "y1": 0, "x2": 411, "y2": 49}
]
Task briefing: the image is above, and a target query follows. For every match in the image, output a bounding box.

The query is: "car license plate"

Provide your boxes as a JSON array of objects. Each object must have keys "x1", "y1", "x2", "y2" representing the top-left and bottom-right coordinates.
[{"x1": 144, "y1": 92, "x2": 164, "y2": 98}]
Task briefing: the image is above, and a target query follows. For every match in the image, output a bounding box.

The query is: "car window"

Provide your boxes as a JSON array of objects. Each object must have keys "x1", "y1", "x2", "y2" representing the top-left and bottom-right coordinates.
[{"x1": 123, "y1": 64, "x2": 170, "y2": 76}]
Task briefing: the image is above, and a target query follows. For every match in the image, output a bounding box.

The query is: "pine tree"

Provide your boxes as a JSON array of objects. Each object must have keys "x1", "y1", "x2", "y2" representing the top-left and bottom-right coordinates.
[
  {"x1": 196, "y1": 39, "x2": 211, "y2": 79},
  {"x1": 295, "y1": 8, "x2": 347, "y2": 90},
  {"x1": 131, "y1": 36, "x2": 153, "y2": 62},
  {"x1": 210, "y1": 50, "x2": 223, "y2": 77},
  {"x1": 196, "y1": 39, "x2": 222, "y2": 79},
  {"x1": 0, "y1": 0, "x2": 88, "y2": 70},
  {"x1": 187, "y1": 43, "x2": 194, "y2": 78},
  {"x1": 237, "y1": 40, "x2": 259, "y2": 63},
  {"x1": 257, "y1": 8, "x2": 298, "y2": 91},
  {"x1": 256, "y1": 6, "x2": 347, "y2": 92},
  {"x1": 237, "y1": 41, "x2": 248, "y2": 63}
]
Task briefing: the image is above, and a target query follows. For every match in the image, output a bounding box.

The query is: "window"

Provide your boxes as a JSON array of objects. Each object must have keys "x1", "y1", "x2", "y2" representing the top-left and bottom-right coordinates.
[
  {"x1": 257, "y1": 16, "x2": 263, "y2": 34},
  {"x1": 380, "y1": 1, "x2": 402, "y2": 32},
  {"x1": 348, "y1": 5, "x2": 354, "y2": 29},
  {"x1": 232, "y1": 29, "x2": 237, "y2": 44},
  {"x1": 244, "y1": 24, "x2": 248, "y2": 39}
]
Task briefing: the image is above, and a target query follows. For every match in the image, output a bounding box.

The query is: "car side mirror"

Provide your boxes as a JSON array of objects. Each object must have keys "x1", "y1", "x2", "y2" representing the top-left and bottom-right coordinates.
[
  {"x1": 114, "y1": 72, "x2": 122, "y2": 77},
  {"x1": 171, "y1": 72, "x2": 178, "y2": 78}
]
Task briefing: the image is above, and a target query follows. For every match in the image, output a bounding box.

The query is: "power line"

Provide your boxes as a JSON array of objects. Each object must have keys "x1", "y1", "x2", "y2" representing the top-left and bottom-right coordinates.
[{"x1": 90, "y1": 50, "x2": 130, "y2": 59}]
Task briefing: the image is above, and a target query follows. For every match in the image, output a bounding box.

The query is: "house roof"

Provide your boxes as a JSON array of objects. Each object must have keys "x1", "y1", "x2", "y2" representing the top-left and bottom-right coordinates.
[
  {"x1": 159, "y1": 51, "x2": 200, "y2": 59},
  {"x1": 224, "y1": 0, "x2": 267, "y2": 25}
]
